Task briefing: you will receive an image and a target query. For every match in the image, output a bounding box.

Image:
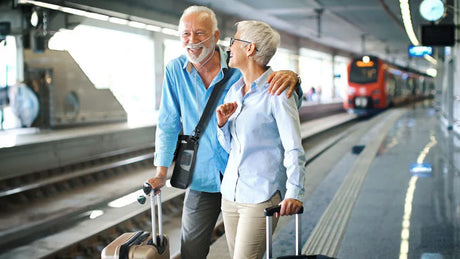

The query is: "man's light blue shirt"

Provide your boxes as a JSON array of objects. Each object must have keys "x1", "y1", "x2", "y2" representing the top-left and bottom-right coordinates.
[
  {"x1": 217, "y1": 68, "x2": 306, "y2": 203},
  {"x1": 154, "y1": 46, "x2": 242, "y2": 193}
]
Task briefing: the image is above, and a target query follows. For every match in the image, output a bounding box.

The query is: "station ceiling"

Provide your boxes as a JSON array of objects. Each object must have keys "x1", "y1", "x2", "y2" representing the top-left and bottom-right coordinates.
[
  {"x1": 16, "y1": 0, "x2": 451, "y2": 72},
  {"x1": 185, "y1": 0, "x2": 444, "y2": 71}
]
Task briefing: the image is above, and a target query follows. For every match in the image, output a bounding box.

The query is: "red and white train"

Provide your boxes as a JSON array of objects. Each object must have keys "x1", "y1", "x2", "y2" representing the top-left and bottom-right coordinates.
[{"x1": 344, "y1": 55, "x2": 435, "y2": 115}]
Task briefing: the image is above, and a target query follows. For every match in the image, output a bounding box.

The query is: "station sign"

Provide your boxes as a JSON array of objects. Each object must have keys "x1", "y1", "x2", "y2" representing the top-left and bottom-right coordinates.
[
  {"x1": 410, "y1": 163, "x2": 433, "y2": 177},
  {"x1": 408, "y1": 45, "x2": 433, "y2": 57},
  {"x1": 421, "y1": 24, "x2": 456, "y2": 46}
]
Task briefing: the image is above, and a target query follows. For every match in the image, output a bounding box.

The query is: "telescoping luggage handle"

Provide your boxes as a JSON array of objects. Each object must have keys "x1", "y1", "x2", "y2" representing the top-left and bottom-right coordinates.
[
  {"x1": 264, "y1": 205, "x2": 304, "y2": 259},
  {"x1": 142, "y1": 182, "x2": 163, "y2": 246}
]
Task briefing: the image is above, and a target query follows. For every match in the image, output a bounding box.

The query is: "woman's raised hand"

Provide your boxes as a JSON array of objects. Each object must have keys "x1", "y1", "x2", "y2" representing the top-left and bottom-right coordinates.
[{"x1": 216, "y1": 101, "x2": 238, "y2": 127}]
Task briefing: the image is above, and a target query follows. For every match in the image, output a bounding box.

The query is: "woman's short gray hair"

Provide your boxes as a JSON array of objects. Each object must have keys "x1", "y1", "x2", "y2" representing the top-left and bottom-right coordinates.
[
  {"x1": 180, "y1": 6, "x2": 218, "y2": 33},
  {"x1": 236, "y1": 20, "x2": 280, "y2": 66}
]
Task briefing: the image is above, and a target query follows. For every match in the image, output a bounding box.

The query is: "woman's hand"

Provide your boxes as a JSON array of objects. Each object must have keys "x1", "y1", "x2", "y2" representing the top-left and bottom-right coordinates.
[
  {"x1": 216, "y1": 102, "x2": 238, "y2": 127},
  {"x1": 278, "y1": 198, "x2": 303, "y2": 216}
]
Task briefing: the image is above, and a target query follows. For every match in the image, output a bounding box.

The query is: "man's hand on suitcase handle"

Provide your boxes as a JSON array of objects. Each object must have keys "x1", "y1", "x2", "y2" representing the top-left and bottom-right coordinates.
[
  {"x1": 264, "y1": 199, "x2": 304, "y2": 218},
  {"x1": 146, "y1": 166, "x2": 167, "y2": 195},
  {"x1": 143, "y1": 182, "x2": 161, "y2": 196}
]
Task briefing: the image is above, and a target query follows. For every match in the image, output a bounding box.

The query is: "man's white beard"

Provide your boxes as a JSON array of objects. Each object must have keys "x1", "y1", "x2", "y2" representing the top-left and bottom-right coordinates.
[{"x1": 185, "y1": 37, "x2": 214, "y2": 64}]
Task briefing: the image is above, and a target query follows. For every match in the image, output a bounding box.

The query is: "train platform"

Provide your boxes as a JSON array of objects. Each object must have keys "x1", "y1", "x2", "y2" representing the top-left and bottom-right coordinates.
[
  {"x1": 0, "y1": 101, "x2": 344, "y2": 181},
  {"x1": 0, "y1": 103, "x2": 356, "y2": 259},
  {"x1": 0, "y1": 122, "x2": 156, "y2": 181},
  {"x1": 208, "y1": 102, "x2": 459, "y2": 258},
  {"x1": 1, "y1": 101, "x2": 458, "y2": 258}
]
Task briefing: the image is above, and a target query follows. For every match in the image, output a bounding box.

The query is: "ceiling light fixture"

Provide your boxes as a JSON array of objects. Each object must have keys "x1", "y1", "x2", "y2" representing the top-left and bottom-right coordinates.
[
  {"x1": 108, "y1": 17, "x2": 128, "y2": 25},
  {"x1": 18, "y1": 0, "x2": 174, "y2": 34},
  {"x1": 423, "y1": 54, "x2": 438, "y2": 65},
  {"x1": 400, "y1": 0, "x2": 438, "y2": 67},
  {"x1": 399, "y1": 0, "x2": 420, "y2": 46},
  {"x1": 30, "y1": 9, "x2": 39, "y2": 27}
]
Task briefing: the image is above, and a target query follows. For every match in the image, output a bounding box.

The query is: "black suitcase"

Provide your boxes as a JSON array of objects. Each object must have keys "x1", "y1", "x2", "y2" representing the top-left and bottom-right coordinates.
[{"x1": 264, "y1": 205, "x2": 336, "y2": 259}]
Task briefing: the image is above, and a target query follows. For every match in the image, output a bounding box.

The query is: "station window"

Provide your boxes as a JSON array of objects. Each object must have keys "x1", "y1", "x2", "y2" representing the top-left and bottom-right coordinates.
[
  {"x1": 0, "y1": 36, "x2": 19, "y2": 130},
  {"x1": 333, "y1": 56, "x2": 350, "y2": 100},
  {"x1": 0, "y1": 36, "x2": 18, "y2": 87},
  {"x1": 164, "y1": 39, "x2": 183, "y2": 67},
  {"x1": 269, "y1": 48, "x2": 298, "y2": 73},
  {"x1": 48, "y1": 25, "x2": 156, "y2": 125},
  {"x1": 299, "y1": 48, "x2": 334, "y2": 103}
]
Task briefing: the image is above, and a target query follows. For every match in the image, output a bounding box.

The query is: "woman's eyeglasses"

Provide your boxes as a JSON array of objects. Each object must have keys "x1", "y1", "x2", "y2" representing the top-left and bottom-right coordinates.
[{"x1": 229, "y1": 38, "x2": 258, "y2": 51}]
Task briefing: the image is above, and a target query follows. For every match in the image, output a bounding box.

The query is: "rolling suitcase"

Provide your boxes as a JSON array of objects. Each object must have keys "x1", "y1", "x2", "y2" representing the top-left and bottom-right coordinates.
[
  {"x1": 264, "y1": 205, "x2": 336, "y2": 259},
  {"x1": 101, "y1": 183, "x2": 170, "y2": 259}
]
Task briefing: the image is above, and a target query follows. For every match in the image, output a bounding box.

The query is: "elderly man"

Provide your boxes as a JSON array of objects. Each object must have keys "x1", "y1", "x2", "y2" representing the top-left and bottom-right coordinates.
[{"x1": 147, "y1": 6, "x2": 301, "y2": 259}]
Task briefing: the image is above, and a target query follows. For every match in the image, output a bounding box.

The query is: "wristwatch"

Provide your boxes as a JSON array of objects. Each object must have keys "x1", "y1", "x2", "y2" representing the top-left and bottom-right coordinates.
[
  {"x1": 295, "y1": 75, "x2": 302, "y2": 95},
  {"x1": 296, "y1": 75, "x2": 302, "y2": 86}
]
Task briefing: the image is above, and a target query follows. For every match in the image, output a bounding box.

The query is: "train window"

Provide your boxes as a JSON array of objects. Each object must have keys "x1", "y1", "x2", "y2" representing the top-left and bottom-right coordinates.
[
  {"x1": 349, "y1": 65, "x2": 378, "y2": 84},
  {"x1": 395, "y1": 77, "x2": 403, "y2": 96},
  {"x1": 386, "y1": 75, "x2": 396, "y2": 97}
]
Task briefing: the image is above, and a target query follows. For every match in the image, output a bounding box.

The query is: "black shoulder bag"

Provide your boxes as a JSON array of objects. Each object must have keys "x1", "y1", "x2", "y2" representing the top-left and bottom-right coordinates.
[{"x1": 170, "y1": 68, "x2": 229, "y2": 189}]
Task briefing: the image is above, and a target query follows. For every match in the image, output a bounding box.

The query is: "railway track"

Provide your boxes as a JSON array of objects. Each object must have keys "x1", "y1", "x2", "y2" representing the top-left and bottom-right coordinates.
[
  {"x1": 0, "y1": 111, "x2": 357, "y2": 259},
  {"x1": 0, "y1": 146, "x2": 156, "y2": 253},
  {"x1": 0, "y1": 146, "x2": 155, "y2": 207}
]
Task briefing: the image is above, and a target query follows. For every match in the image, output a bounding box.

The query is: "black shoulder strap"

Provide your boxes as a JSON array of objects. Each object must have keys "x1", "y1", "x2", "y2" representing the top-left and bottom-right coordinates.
[{"x1": 192, "y1": 68, "x2": 229, "y2": 140}]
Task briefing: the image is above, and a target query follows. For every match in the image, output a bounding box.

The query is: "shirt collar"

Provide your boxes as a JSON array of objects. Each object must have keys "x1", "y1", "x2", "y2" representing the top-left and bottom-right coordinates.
[
  {"x1": 253, "y1": 67, "x2": 273, "y2": 90},
  {"x1": 233, "y1": 67, "x2": 273, "y2": 92}
]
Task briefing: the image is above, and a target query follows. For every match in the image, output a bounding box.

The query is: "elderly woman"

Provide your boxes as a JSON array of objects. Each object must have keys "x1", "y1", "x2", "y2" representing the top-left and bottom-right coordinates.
[{"x1": 216, "y1": 21, "x2": 306, "y2": 259}]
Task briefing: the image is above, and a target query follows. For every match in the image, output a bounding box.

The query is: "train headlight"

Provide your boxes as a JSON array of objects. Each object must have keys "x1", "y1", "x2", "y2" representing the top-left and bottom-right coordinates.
[
  {"x1": 355, "y1": 97, "x2": 368, "y2": 107},
  {"x1": 347, "y1": 87, "x2": 356, "y2": 95},
  {"x1": 362, "y1": 98, "x2": 368, "y2": 106}
]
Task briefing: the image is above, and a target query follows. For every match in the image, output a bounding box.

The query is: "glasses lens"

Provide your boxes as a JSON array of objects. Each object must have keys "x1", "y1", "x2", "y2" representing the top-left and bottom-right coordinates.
[{"x1": 230, "y1": 38, "x2": 234, "y2": 46}]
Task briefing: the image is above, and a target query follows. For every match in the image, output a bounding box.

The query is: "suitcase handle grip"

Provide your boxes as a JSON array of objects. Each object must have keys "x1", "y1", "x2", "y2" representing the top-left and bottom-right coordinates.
[
  {"x1": 142, "y1": 182, "x2": 163, "y2": 246},
  {"x1": 143, "y1": 182, "x2": 160, "y2": 195},
  {"x1": 264, "y1": 205, "x2": 304, "y2": 217}
]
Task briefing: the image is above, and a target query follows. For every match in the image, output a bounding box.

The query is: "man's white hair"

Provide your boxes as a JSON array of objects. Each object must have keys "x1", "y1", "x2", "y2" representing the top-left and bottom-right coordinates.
[
  {"x1": 180, "y1": 6, "x2": 218, "y2": 33},
  {"x1": 236, "y1": 20, "x2": 280, "y2": 66}
]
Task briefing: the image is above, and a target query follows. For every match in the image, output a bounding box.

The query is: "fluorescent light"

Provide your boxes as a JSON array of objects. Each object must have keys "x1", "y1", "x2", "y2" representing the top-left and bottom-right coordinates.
[
  {"x1": 146, "y1": 25, "x2": 162, "y2": 32},
  {"x1": 83, "y1": 12, "x2": 109, "y2": 21},
  {"x1": 128, "y1": 21, "x2": 146, "y2": 29},
  {"x1": 399, "y1": 0, "x2": 420, "y2": 45},
  {"x1": 18, "y1": 0, "x2": 60, "y2": 10},
  {"x1": 162, "y1": 28, "x2": 179, "y2": 36},
  {"x1": 426, "y1": 68, "x2": 437, "y2": 77},
  {"x1": 109, "y1": 17, "x2": 128, "y2": 25},
  {"x1": 60, "y1": 7, "x2": 88, "y2": 16},
  {"x1": 18, "y1": 0, "x2": 177, "y2": 37},
  {"x1": 423, "y1": 54, "x2": 438, "y2": 65},
  {"x1": 30, "y1": 10, "x2": 39, "y2": 27}
]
